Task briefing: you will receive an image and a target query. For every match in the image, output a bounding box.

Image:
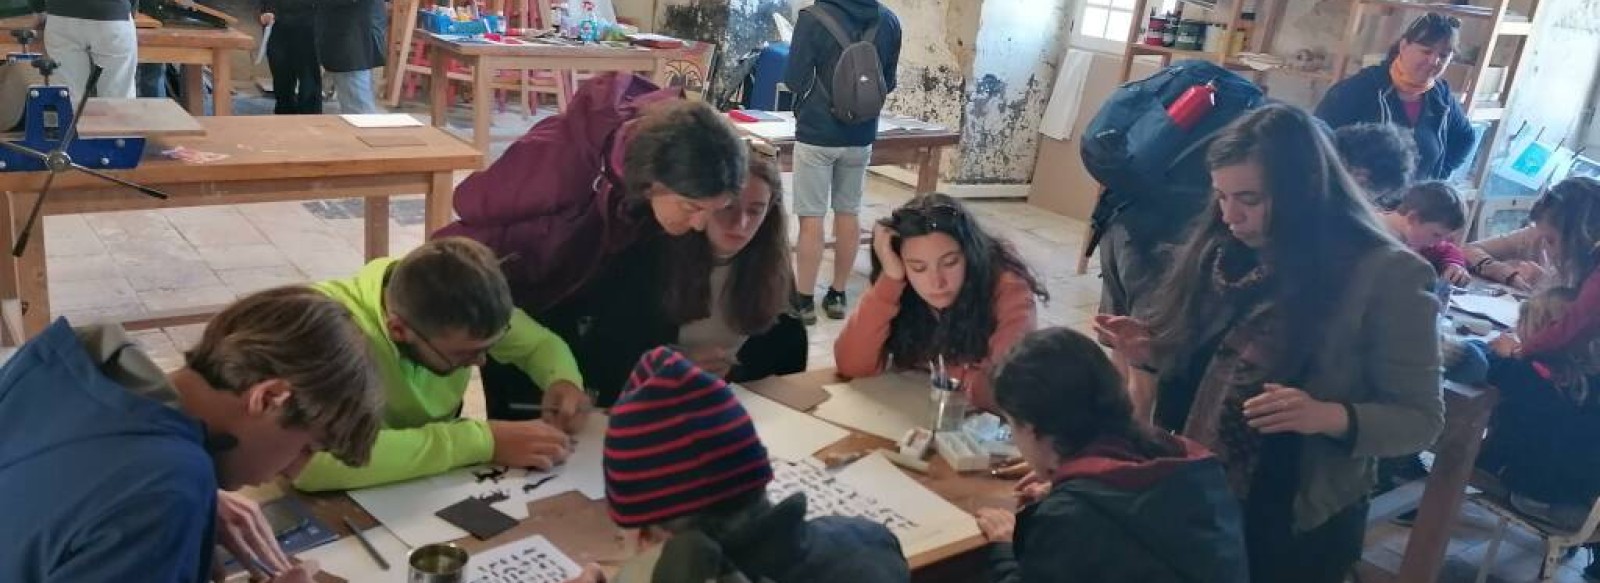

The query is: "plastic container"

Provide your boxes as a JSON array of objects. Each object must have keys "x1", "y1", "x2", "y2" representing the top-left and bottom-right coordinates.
[
  {"x1": 930, "y1": 387, "x2": 968, "y2": 433},
  {"x1": 1231, "y1": 12, "x2": 1255, "y2": 55},
  {"x1": 1203, "y1": 22, "x2": 1225, "y2": 53},
  {"x1": 1174, "y1": 19, "x2": 1205, "y2": 51},
  {"x1": 1144, "y1": 11, "x2": 1168, "y2": 46}
]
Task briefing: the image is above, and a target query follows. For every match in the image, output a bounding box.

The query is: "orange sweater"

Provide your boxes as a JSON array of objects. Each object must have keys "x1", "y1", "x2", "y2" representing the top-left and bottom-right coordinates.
[{"x1": 833, "y1": 271, "x2": 1039, "y2": 412}]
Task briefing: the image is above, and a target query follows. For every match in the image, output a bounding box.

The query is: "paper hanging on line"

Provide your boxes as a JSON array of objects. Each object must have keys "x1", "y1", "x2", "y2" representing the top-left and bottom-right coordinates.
[
  {"x1": 342, "y1": 113, "x2": 425, "y2": 128},
  {"x1": 255, "y1": 23, "x2": 272, "y2": 65},
  {"x1": 295, "y1": 524, "x2": 411, "y2": 583},
  {"x1": 469, "y1": 535, "x2": 583, "y2": 583},
  {"x1": 767, "y1": 454, "x2": 981, "y2": 559},
  {"x1": 812, "y1": 371, "x2": 931, "y2": 441},
  {"x1": 731, "y1": 384, "x2": 849, "y2": 460},
  {"x1": 349, "y1": 415, "x2": 609, "y2": 547},
  {"x1": 1451, "y1": 294, "x2": 1521, "y2": 328}
]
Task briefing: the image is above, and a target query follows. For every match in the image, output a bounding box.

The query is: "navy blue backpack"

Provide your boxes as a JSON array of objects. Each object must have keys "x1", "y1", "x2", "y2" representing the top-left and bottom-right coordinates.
[{"x1": 1082, "y1": 60, "x2": 1264, "y2": 255}]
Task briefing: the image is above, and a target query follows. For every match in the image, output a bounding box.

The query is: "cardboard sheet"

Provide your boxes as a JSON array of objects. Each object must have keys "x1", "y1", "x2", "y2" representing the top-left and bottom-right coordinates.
[
  {"x1": 731, "y1": 384, "x2": 849, "y2": 460},
  {"x1": 812, "y1": 372, "x2": 931, "y2": 441}
]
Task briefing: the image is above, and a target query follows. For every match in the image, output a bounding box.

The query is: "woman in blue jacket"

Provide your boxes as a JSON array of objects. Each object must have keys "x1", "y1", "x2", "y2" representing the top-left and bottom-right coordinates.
[{"x1": 1316, "y1": 13, "x2": 1476, "y2": 181}]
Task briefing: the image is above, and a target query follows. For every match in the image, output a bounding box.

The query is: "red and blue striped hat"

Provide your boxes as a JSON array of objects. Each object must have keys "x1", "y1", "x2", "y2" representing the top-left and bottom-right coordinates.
[{"x1": 603, "y1": 346, "x2": 773, "y2": 528}]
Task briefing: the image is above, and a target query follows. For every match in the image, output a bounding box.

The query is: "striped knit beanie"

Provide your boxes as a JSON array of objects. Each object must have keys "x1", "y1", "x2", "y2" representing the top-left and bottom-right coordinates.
[{"x1": 603, "y1": 346, "x2": 773, "y2": 528}]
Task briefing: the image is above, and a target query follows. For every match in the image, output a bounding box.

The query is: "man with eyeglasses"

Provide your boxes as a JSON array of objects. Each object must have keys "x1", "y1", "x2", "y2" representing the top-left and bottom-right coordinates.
[{"x1": 292, "y1": 237, "x2": 591, "y2": 492}]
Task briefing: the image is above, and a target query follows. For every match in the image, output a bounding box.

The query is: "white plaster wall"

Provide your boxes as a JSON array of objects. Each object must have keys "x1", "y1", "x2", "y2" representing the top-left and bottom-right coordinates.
[
  {"x1": 953, "y1": 0, "x2": 1074, "y2": 183},
  {"x1": 1498, "y1": 0, "x2": 1600, "y2": 154}
]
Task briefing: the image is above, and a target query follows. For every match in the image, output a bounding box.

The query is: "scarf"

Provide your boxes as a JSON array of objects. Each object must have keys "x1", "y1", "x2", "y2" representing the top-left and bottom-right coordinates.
[
  {"x1": 1389, "y1": 59, "x2": 1435, "y2": 100},
  {"x1": 1182, "y1": 242, "x2": 1281, "y2": 500}
]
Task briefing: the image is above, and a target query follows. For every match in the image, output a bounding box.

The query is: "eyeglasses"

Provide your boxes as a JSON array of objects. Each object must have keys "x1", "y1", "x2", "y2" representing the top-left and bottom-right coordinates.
[{"x1": 400, "y1": 316, "x2": 510, "y2": 370}]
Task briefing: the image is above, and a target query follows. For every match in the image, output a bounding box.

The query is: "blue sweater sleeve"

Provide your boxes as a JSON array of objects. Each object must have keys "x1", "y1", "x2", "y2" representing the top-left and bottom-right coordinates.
[
  {"x1": 48, "y1": 489, "x2": 215, "y2": 582},
  {"x1": 1314, "y1": 78, "x2": 1366, "y2": 130},
  {"x1": 882, "y1": 12, "x2": 901, "y2": 93}
]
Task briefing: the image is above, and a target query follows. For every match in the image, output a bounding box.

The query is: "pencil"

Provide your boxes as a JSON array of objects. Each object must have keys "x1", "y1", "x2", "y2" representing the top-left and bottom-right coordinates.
[{"x1": 342, "y1": 516, "x2": 390, "y2": 571}]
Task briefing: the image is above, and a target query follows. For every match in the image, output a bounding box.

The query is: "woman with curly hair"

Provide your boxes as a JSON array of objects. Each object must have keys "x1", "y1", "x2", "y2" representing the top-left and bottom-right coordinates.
[{"x1": 833, "y1": 193, "x2": 1048, "y2": 412}]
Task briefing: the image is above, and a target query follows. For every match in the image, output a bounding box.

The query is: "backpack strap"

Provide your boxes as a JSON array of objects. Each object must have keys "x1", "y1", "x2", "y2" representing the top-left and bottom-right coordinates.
[{"x1": 803, "y1": 5, "x2": 856, "y2": 46}]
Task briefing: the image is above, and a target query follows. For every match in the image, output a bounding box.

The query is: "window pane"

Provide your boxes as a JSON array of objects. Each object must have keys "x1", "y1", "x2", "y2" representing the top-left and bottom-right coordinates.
[
  {"x1": 1105, "y1": 10, "x2": 1133, "y2": 41},
  {"x1": 1081, "y1": 7, "x2": 1110, "y2": 39},
  {"x1": 1111, "y1": 0, "x2": 1136, "y2": 9}
]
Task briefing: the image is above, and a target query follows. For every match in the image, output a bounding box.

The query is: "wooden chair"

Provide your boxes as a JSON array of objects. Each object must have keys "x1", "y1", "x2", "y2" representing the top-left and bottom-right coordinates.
[{"x1": 1469, "y1": 476, "x2": 1600, "y2": 582}]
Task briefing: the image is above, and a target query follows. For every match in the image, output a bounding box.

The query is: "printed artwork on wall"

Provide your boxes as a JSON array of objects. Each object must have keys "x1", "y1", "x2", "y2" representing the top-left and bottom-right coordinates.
[{"x1": 657, "y1": 41, "x2": 717, "y2": 100}]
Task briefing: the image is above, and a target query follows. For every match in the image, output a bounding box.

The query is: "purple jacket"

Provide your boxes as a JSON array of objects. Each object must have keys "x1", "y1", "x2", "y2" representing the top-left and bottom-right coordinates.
[{"x1": 434, "y1": 73, "x2": 683, "y2": 315}]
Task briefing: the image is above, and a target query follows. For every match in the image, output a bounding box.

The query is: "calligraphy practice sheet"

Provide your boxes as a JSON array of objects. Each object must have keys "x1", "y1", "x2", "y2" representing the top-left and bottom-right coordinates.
[
  {"x1": 766, "y1": 454, "x2": 981, "y2": 558},
  {"x1": 469, "y1": 535, "x2": 583, "y2": 583},
  {"x1": 350, "y1": 415, "x2": 609, "y2": 547}
]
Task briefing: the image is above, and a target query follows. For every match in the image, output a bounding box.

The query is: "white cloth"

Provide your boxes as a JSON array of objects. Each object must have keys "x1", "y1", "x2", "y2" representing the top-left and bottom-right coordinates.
[
  {"x1": 42, "y1": 15, "x2": 138, "y2": 107},
  {"x1": 1038, "y1": 48, "x2": 1093, "y2": 141}
]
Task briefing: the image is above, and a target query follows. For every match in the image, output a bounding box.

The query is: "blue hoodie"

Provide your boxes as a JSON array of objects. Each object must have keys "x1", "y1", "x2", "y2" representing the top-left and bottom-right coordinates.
[
  {"x1": 1315, "y1": 63, "x2": 1477, "y2": 181},
  {"x1": 0, "y1": 320, "x2": 217, "y2": 583},
  {"x1": 783, "y1": 0, "x2": 903, "y2": 148}
]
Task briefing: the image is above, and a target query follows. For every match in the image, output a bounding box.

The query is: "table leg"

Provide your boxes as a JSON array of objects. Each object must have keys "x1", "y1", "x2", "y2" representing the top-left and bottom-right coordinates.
[
  {"x1": 0, "y1": 192, "x2": 16, "y2": 302},
  {"x1": 473, "y1": 56, "x2": 492, "y2": 160},
  {"x1": 424, "y1": 171, "x2": 455, "y2": 238},
  {"x1": 212, "y1": 50, "x2": 233, "y2": 116},
  {"x1": 915, "y1": 147, "x2": 943, "y2": 194},
  {"x1": 181, "y1": 64, "x2": 205, "y2": 115},
  {"x1": 364, "y1": 197, "x2": 390, "y2": 260},
  {"x1": 10, "y1": 193, "x2": 48, "y2": 338},
  {"x1": 1397, "y1": 388, "x2": 1498, "y2": 582},
  {"x1": 387, "y1": 0, "x2": 420, "y2": 107},
  {"x1": 430, "y1": 49, "x2": 449, "y2": 131}
]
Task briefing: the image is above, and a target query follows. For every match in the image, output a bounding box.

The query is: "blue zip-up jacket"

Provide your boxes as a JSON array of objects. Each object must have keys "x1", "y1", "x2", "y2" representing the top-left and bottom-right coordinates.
[
  {"x1": 0, "y1": 320, "x2": 217, "y2": 583},
  {"x1": 783, "y1": 0, "x2": 902, "y2": 148},
  {"x1": 1315, "y1": 63, "x2": 1477, "y2": 181}
]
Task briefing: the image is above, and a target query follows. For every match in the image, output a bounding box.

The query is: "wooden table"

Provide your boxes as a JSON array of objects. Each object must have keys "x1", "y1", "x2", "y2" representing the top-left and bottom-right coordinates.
[
  {"x1": 0, "y1": 115, "x2": 481, "y2": 343},
  {"x1": 279, "y1": 368, "x2": 1010, "y2": 582},
  {"x1": 427, "y1": 35, "x2": 685, "y2": 158},
  {"x1": 751, "y1": 130, "x2": 960, "y2": 195},
  {"x1": 0, "y1": 18, "x2": 255, "y2": 116}
]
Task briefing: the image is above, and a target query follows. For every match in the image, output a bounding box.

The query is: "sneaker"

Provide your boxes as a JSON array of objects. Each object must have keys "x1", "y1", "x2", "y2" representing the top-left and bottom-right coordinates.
[
  {"x1": 1392, "y1": 509, "x2": 1418, "y2": 527},
  {"x1": 822, "y1": 289, "x2": 848, "y2": 320},
  {"x1": 792, "y1": 294, "x2": 817, "y2": 326}
]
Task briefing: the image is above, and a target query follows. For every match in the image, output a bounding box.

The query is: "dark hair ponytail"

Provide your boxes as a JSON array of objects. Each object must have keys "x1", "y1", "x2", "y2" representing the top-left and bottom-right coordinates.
[{"x1": 991, "y1": 328, "x2": 1180, "y2": 460}]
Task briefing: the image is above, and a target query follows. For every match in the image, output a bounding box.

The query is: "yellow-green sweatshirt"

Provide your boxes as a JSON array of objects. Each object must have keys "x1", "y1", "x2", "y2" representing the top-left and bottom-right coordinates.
[{"x1": 292, "y1": 258, "x2": 583, "y2": 492}]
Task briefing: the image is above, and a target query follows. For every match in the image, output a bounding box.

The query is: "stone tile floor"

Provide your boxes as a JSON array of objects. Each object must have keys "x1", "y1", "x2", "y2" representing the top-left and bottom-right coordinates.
[{"x1": 28, "y1": 76, "x2": 1585, "y2": 580}]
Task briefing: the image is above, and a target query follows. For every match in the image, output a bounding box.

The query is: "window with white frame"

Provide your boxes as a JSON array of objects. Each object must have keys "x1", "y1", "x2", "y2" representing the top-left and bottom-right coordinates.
[{"x1": 1072, "y1": 0, "x2": 1138, "y2": 53}]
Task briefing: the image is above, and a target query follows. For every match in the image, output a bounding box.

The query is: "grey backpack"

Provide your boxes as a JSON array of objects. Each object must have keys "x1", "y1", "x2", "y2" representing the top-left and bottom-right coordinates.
[{"x1": 803, "y1": 5, "x2": 886, "y2": 124}]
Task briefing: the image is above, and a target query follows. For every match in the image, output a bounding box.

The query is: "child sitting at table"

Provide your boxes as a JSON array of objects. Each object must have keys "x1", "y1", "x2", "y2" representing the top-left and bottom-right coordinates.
[
  {"x1": 1474, "y1": 287, "x2": 1600, "y2": 569},
  {"x1": 1379, "y1": 181, "x2": 1471, "y2": 286},
  {"x1": 834, "y1": 193, "x2": 1048, "y2": 412},
  {"x1": 569, "y1": 346, "x2": 910, "y2": 583},
  {"x1": 974, "y1": 327, "x2": 1248, "y2": 583}
]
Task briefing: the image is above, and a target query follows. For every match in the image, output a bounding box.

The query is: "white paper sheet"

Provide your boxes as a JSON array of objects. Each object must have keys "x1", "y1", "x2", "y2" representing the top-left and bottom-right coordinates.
[
  {"x1": 469, "y1": 535, "x2": 583, "y2": 583},
  {"x1": 1451, "y1": 294, "x2": 1521, "y2": 328},
  {"x1": 741, "y1": 118, "x2": 797, "y2": 141},
  {"x1": 349, "y1": 415, "x2": 610, "y2": 547},
  {"x1": 341, "y1": 113, "x2": 425, "y2": 128},
  {"x1": 296, "y1": 524, "x2": 410, "y2": 583},
  {"x1": 767, "y1": 454, "x2": 982, "y2": 559},
  {"x1": 811, "y1": 372, "x2": 931, "y2": 440},
  {"x1": 1038, "y1": 48, "x2": 1093, "y2": 141},
  {"x1": 731, "y1": 385, "x2": 850, "y2": 460}
]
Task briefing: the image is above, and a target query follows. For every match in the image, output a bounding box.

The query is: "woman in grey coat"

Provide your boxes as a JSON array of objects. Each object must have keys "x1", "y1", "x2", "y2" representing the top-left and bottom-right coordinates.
[{"x1": 1097, "y1": 104, "x2": 1444, "y2": 583}]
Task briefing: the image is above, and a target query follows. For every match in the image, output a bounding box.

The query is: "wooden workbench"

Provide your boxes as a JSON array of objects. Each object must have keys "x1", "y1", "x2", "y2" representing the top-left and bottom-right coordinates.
[
  {"x1": 277, "y1": 368, "x2": 1009, "y2": 582},
  {"x1": 0, "y1": 115, "x2": 481, "y2": 343},
  {"x1": 427, "y1": 34, "x2": 686, "y2": 157},
  {"x1": 0, "y1": 18, "x2": 254, "y2": 116}
]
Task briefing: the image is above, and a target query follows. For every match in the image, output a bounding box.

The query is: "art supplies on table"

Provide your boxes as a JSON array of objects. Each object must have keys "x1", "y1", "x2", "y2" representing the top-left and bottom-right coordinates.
[
  {"x1": 1450, "y1": 293, "x2": 1521, "y2": 329},
  {"x1": 217, "y1": 496, "x2": 338, "y2": 576},
  {"x1": 731, "y1": 384, "x2": 850, "y2": 461},
  {"x1": 298, "y1": 524, "x2": 412, "y2": 583},
  {"x1": 468, "y1": 535, "x2": 583, "y2": 583},
  {"x1": 929, "y1": 355, "x2": 968, "y2": 432},
  {"x1": 934, "y1": 431, "x2": 988, "y2": 473},
  {"x1": 767, "y1": 454, "x2": 982, "y2": 558},
  {"x1": 814, "y1": 371, "x2": 931, "y2": 441},
  {"x1": 349, "y1": 415, "x2": 609, "y2": 547}
]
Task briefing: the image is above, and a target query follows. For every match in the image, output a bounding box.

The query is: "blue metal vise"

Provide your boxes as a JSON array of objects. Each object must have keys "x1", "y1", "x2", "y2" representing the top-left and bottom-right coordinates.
[{"x1": 0, "y1": 32, "x2": 145, "y2": 173}]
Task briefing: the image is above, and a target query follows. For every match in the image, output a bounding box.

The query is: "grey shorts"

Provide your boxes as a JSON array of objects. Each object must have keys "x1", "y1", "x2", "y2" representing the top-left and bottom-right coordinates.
[{"x1": 792, "y1": 142, "x2": 873, "y2": 217}]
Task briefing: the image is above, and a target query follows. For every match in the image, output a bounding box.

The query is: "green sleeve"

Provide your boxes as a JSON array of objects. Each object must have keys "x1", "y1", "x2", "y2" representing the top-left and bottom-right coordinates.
[
  {"x1": 292, "y1": 418, "x2": 495, "y2": 492},
  {"x1": 488, "y1": 309, "x2": 584, "y2": 390}
]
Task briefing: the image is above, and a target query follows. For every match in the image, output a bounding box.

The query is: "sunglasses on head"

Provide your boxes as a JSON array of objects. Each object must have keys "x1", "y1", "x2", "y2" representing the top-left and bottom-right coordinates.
[
  {"x1": 890, "y1": 202, "x2": 963, "y2": 231},
  {"x1": 1408, "y1": 12, "x2": 1461, "y2": 34}
]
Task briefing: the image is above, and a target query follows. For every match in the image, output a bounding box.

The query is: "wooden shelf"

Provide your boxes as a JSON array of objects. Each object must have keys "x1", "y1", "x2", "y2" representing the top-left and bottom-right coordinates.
[
  {"x1": 1358, "y1": 0, "x2": 1497, "y2": 20},
  {"x1": 1129, "y1": 44, "x2": 1227, "y2": 60}
]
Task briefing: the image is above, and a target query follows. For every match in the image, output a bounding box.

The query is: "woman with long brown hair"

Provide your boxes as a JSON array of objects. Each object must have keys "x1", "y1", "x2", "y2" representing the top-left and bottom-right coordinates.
[{"x1": 1097, "y1": 104, "x2": 1443, "y2": 582}]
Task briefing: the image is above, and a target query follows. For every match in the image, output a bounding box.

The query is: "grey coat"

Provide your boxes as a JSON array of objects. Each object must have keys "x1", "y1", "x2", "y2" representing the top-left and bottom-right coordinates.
[{"x1": 1290, "y1": 244, "x2": 1445, "y2": 531}]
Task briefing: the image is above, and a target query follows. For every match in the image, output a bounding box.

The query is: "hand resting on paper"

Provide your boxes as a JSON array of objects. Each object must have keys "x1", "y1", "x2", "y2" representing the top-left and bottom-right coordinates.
[
  {"x1": 266, "y1": 559, "x2": 320, "y2": 583},
  {"x1": 489, "y1": 419, "x2": 572, "y2": 470},
  {"x1": 564, "y1": 563, "x2": 607, "y2": 583},
  {"x1": 542, "y1": 381, "x2": 593, "y2": 433}
]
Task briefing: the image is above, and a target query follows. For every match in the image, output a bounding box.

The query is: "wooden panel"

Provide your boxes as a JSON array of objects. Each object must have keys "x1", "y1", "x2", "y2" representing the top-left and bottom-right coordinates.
[
  {"x1": 77, "y1": 98, "x2": 205, "y2": 137},
  {"x1": 428, "y1": 33, "x2": 684, "y2": 61}
]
